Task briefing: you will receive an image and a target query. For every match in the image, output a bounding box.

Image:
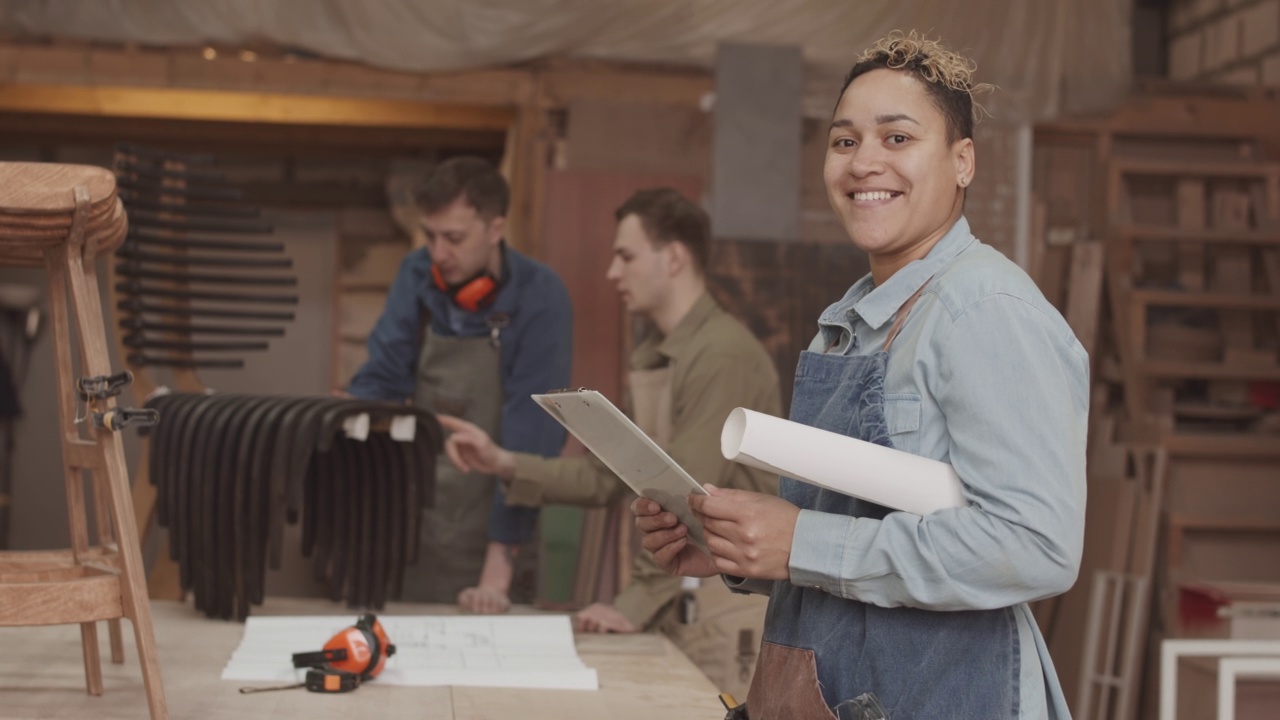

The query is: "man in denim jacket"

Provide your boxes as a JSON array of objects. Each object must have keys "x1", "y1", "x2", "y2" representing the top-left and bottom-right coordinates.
[{"x1": 348, "y1": 157, "x2": 572, "y2": 613}]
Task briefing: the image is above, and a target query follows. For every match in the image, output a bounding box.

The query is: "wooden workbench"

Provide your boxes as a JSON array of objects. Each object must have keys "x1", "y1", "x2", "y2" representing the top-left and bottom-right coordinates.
[{"x1": 0, "y1": 599, "x2": 726, "y2": 719}]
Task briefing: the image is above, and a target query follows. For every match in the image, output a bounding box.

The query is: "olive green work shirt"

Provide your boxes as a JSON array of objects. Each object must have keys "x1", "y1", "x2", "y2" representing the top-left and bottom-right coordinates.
[{"x1": 505, "y1": 292, "x2": 782, "y2": 627}]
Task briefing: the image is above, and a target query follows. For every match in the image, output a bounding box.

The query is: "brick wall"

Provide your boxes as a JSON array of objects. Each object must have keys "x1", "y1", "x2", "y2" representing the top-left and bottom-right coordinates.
[{"x1": 1169, "y1": 0, "x2": 1280, "y2": 85}]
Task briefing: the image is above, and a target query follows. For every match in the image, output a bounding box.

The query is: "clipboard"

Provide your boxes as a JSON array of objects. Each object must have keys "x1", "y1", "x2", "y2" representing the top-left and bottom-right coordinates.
[{"x1": 531, "y1": 389, "x2": 709, "y2": 552}]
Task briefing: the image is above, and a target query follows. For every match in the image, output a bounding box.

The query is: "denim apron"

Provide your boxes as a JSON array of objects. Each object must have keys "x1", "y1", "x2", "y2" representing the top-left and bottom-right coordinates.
[{"x1": 745, "y1": 286, "x2": 1019, "y2": 720}]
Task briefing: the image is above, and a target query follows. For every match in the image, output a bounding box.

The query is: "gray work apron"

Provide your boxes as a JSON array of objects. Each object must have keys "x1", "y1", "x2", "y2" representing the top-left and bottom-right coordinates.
[
  {"x1": 404, "y1": 326, "x2": 536, "y2": 604},
  {"x1": 746, "y1": 286, "x2": 1018, "y2": 719}
]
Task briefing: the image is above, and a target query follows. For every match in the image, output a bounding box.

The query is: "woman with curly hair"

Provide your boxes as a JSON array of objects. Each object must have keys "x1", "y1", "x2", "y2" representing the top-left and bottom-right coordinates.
[{"x1": 634, "y1": 31, "x2": 1087, "y2": 719}]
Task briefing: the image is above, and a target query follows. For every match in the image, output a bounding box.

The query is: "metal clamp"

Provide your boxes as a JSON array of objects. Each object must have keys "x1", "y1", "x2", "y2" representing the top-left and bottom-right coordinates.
[
  {"x1": 77, "y1": 370, "x2": 134, "y2": 401},
  {"x1": 92, "y1": 407, "x2": 160, "y2": 432}
]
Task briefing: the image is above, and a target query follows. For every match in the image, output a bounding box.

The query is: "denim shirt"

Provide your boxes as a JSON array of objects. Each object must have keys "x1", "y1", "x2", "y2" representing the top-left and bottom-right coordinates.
[
  {"x1": 347, "y1": 245, "x2": 573, "y2": 544},
  {"x1": 791, "y1": 217, "x2": 1088, "y2": 718}
]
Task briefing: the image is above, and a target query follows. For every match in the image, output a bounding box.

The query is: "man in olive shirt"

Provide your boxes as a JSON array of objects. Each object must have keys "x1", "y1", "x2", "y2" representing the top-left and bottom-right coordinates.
[{"x1": 439, "y1": 188, "x2": 781, "y2": 698}]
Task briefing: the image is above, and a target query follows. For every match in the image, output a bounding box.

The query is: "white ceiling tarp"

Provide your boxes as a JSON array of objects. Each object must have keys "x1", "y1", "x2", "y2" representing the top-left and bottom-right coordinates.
[{"x1": 0, "y1": 0, "x2": 1130, "y2": 121}]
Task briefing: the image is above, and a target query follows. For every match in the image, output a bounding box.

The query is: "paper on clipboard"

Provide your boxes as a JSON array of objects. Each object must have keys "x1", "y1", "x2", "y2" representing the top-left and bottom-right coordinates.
[{"x1": 531, "y1": 389, "x2": 709, "y2": 552}]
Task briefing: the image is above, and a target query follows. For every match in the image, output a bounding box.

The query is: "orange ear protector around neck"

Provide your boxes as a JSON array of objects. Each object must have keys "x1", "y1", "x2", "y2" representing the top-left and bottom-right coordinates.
[
  {"x1": 290, "y1": 614, "x2": 396, "y2": 693},
  {"x1": 431, "y1": 263, "x2": 500, "y2": 312}
]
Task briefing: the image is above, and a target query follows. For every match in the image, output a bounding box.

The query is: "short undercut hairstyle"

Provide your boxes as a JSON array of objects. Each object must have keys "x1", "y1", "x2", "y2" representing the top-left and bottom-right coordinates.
[
  {"x1": 416, "y1": 156, "x2": 509, "y2": 220},
  {"x1": 839, "y1": 30, "x2": 993, "y2": 144},
  {"x1": 614, "y1": 188, "x2": 711, "y2": 274}
]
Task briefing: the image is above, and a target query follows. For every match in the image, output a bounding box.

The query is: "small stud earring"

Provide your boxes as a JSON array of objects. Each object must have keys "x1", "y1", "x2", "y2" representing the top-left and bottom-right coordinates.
[{"x1": 959, "y1": 177, "x2": 968, "y2": 187}]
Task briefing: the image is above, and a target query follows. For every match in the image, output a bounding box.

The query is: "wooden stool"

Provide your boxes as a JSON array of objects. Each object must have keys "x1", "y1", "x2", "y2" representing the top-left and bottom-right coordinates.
[{"x1": 0, "y1": 162, "x2": 167, "y2": 719}]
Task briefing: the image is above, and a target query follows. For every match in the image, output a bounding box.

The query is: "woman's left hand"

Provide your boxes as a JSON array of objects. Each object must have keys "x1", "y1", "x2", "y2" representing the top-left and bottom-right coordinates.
[{"x1": 690, "y1": 485, "x2": 800, "y2": 581}]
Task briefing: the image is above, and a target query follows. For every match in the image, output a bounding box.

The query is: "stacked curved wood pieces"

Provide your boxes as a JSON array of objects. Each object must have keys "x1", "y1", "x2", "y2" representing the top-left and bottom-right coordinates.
[
  {"x1": 110, "y1": 144, "x2": 295, "y2": 373},
  {"x1": 0, "y1": 162, "x2": 168, "y2": 719},
  {"x1": 0, "y1": 162, "x2": 128, "y2": 264},
  {"x1": 141, "y1": 394, "x2": 442, "y2": 620}
]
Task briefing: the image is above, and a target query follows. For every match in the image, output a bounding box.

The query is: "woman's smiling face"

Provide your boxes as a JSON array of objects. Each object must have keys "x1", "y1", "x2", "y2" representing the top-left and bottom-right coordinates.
[{"x1": 824, "y1": 68, "x2": 974, "y2": 283}]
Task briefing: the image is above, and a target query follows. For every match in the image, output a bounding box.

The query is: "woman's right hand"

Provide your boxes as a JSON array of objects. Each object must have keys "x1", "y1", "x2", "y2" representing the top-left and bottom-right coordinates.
[{"x1": 631, "y1": 496, "x2": 718, "y2": 578}]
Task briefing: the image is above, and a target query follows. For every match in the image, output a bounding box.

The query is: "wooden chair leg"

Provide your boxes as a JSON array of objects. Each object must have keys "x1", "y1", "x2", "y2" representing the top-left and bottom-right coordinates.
[
  {"x1": 88, "y1": 467, "x2": 126, "y2": 664},
  {"x1": 78, "y1": 622, "x2": 103, "y2": 696},
  {"x1": 49, "y1": 254, "x2": 106, "y2": 697}
]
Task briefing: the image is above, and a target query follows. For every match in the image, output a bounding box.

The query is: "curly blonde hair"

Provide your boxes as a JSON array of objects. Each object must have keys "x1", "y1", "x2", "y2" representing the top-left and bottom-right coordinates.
[{"x1": 841, "y1": 30, "x2": 994, "y2": 143}]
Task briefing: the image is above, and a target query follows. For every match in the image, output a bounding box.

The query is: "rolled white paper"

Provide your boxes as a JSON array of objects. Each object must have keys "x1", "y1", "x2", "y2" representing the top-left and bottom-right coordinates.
[{"x1": 720, "y1": 407, "x2": 965, "y2": 516}]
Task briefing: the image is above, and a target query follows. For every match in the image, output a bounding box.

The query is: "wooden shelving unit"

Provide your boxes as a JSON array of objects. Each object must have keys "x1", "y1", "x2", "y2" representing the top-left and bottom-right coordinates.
[
  {"x1": 1032, "y1": 92, "x2": 1280, "y2": 719},
  {"x1": 1106, "y1": 155, "x2": 1280, "y2": 432}
]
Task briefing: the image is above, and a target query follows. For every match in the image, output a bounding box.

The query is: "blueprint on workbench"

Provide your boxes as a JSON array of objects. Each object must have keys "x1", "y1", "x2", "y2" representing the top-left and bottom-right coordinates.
[{"x1": 222, "y1": 614, "x2": 599, "y2": 690}]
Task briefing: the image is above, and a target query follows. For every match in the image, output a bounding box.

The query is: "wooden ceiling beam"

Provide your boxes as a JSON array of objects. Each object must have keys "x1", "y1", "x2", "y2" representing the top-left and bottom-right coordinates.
[
  {"x1": 0, "y1": 112, "x2": 506, "y2": 154},
  {"x1": 0, "y1": 83, "x2": 515, "y2": 131},
  {"x1": 541, "y1": 61, "x2": 712, "y2": 108}
]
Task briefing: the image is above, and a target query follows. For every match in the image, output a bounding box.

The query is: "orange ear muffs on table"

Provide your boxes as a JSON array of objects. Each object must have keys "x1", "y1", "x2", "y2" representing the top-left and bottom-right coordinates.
[{"x1": 290, "y1": 613, "x2": 396, "y2": 692}]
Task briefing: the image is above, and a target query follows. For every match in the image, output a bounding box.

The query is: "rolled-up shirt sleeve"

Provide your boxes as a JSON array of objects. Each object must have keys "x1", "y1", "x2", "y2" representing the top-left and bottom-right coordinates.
[{"x1": 789, "y1": 293, "x2": 1088, "y2": 611}]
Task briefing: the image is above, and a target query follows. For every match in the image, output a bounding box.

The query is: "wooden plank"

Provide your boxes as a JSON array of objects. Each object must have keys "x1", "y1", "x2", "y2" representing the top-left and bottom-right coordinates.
[
  {"x1": 0, "y1": 111, "x2": 507, "y2": 153},
  {"x1": 1131, "y1": 449, "x2": 1168, "y2": 580},
  {"x1": 543, "y1": 60, "x2": 712, "y2": 108},
  {"x1": 1166, "y1": 514, "x2": 1280, "y2": 574},
  {"x1": 1039, "y1": 93, "x2": 1280, "y2": 143},
  {"x1": 1103, "y1": 153, "x2": 1163, "y2": 428},
  {"x1": 1028, "y1": 196, "x2": 1048, "y2": 288},
  {"x1": 1058, "y1": 444, "x2": 1165, "y2": 717},
  {"x1": 1040, "y1": 244, "x2": 1071, "y2": 312},
  {"x1": 1144, "y1": 322, "x2": 1219, "y2": 362},
  {"x1": 0, "y1": 572, "x2": 123, "y2": 625},
  {"x1": 0, "y1": 83, "x2": 515, "y2": 130},
  {"x1": 503, "y1": 86, "x2": 550, "y2": 256},
  {"x1": 1212, "y1": 187, "x2": 1252, "y2": 229},
  {"x1": 0, "y1": 547, "x2": 114, "y2": 570},
  {"x1": 1120, "y1": 224, "x2": 1280, "y2": 244},
  {"x1": 1131, "y1": 289, "x2": 1280, "y2": 310},
  {"x1": 1141, "y1": 359, "x2": 1280, "y2": 380},
  {"x1": 1090, "y1": 132, "x2": 1113, "y2": 238},
  {"x1": 1258, "y1": 170, "x2": 1280, "y2": 345},
  {"x1": 1130, "y1": 431, "x2": 1280, "y2": 459},
  {"x1": 1075, "y1": 447, "x2": 1166, "y2": 720},
  {"x1": 1175, "y1": 179, "x2": 1206, "y2": 292},
  {"x1": 1164, "y1": 458, "x2": 1280, "y2": 522},
  {"x1": 1114, "y1": 157, "x2": 1280, "y2": 178},
  {"x1": 1213, "y1": 250, "x2": 1254, "y2": 346},
  {"x1": 1065, "y1": 241, "x2": 1106, "y2": 358},
  {"x1": 1210, "y1": 188, "x2": 1257, "y2": 372},
  {"x1": 1264, "y1": 249, "x2": 1280, "y2": 346}
]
